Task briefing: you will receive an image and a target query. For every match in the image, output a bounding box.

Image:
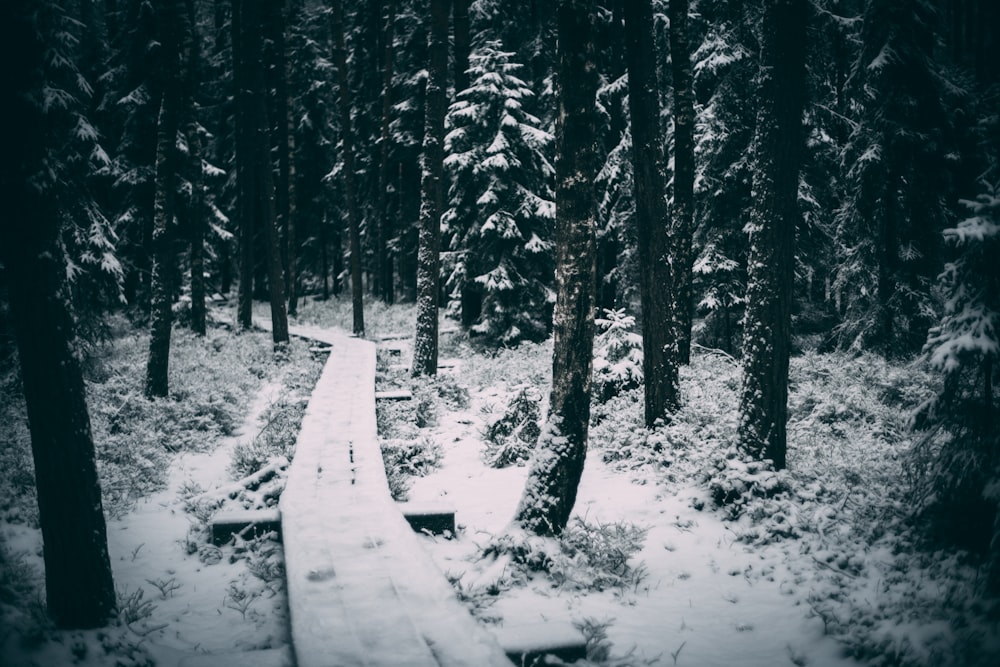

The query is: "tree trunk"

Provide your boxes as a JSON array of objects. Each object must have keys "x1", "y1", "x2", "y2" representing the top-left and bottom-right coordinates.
[
  {"x1": 412, "y1": 0, "x2": 450, "y2": 375},
  {"x1": 737, "y1": 0, "x2": 807, "y2": 470},
  {"x1": 185, "y1": 0, "x2": 206, "y2": 336},
  {"x1": 249, "y1": 0, "x2": 289, "y2": 345},
  {"x1": 233, "y1": 0, "x2": 253, "y2": 329},
  {"x1": 0, "y1": 0, "x2": 116, "y2": 628},
  {"x1": 624, "y1": 0, "x2": 678, "y2": 427},
  {"x1": 453, "y1": 0, "x2": 471, "y2": 93},
  {"x1": 513, "y1": 0, "x2": 599, "y2": 536},
  {"x1": 331, "y1": 0, "x2": 366, "y2": 336},
  {"x1": 189, "y1": 121, "x2": 207, "y2": 336},
  {"x1": 669, "y1": 0, "x2": 695, "y2": 364},
  {"x1": 377, "y1": 0, "x2": 399, "y2": 304},
  {"x1": 286, "y1": 1, "x2": 300, "y2": 318},
  {"x1": 146, "y1": 0, "x2": 185, "y2": 398},
  {"x1": 233, "y1": 0, "x2": 288, "y2": 344}
]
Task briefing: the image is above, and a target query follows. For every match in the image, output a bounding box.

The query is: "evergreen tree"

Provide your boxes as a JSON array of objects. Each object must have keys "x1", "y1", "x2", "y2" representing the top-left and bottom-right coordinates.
[
  {"x1": 413, "y1": 0, "x2": 450, "y2": 376},
  {"x1": 513, "y1": 0, "x2": 599, "y2": 536},
  {"x1": 0, "y1": 0, "x2": 117, "y2": 629},
  {"x1": 737, "y1": 0, "x2": 808, "y2": 470},
  {"x1": 330, "y1": 0, "x2": 366, "y2": 336},
  {"x1": 831, "y1": 0, "x2": 954, "y2": 354},
  {"x1": 442, "y1": 42, "x2": 555, "y2": 345},
  {"x1": 915, "y1": 176, "x2": 1000, "y2": 593},
  {"x1": 145, "y1": 0, "x2": 186, "y2": 398},
  {"x1": 689, "y1": 0, "x2": 757, "y2": 354},
  {"x1": 624, "y1": 0, "x2": 679, "y2": 425}
]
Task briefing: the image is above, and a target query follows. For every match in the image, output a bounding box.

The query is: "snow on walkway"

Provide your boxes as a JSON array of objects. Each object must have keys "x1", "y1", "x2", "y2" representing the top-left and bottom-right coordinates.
[{"x1": 278, "y1": 326, "x2": 512, "y2": 667}]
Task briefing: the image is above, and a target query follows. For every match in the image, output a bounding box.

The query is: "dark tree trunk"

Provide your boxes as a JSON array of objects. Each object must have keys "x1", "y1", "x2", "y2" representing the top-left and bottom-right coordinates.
[
  {"x1": 669, "y1": 0, "x2": 695, "y2": 364},
  {"x1": 269, "y1": 1, "x2": 291, "y2": 290},
  {"x1": 286, "y1": 90, "x2": 300, "y2": 316},
  {"x1": 453, "y1": 0, "x2": 471, "y2": 93},
  {"x1": 233, "y1": 0, "x2": 288, "y2": 344},
  {"x1": 233, "y1": 0, "x2": 253, "y2": 329},
  {"x1": 250, "y1": 0, "x2": 289, "y2": 344},
  {"x1": 737, "y1": 0, "x2": 808, "y2": 470},
  {"x1": 331, "y1": 0, "x2": 366, "y2": 336},
  {"x1": 0, "y1": 0, "x2": 116, "y2": 628},
  {"x1": 184, "y1": 0, "x2": 206, "y2": 336},
  {"x1": 376, "y1": 0, "x2": 399, "y2": 304},
  {"x1": 146, "y1": 0, "x2": 185, "y2": 398},
  {"x1": 513, "y1": 0, "x2": 599, "y2": 536},
  {"x1": 189, "y1": 122, "x2": 207, "y2": 336},
  {"x1": 412, "y1": 0, "x2": 450, "y2": 375},
  {"x1": 624, "y1": 0, "x2": 678, "y2": 426}
]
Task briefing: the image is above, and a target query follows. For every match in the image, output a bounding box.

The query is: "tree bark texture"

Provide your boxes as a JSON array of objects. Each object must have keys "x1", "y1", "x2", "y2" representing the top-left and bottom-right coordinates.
[
  {"x1": 376, "y1": 0, "x2": 399, "y2": 304},
  {"x1": 232, "y1": 0, "x2": 253, "y2": 329},
  {"x1": 624, "y1": 0, "x2": 679, "y2": 427},
  {"x1": 453, "y1": 0, "x2": 471, "y2": 94},
  {"x1": 513, "y1": 0, "x2": 600, "y2": 536},
  {"x1": 234, "y1": 0, "x2": 289, "y2": 344},
  {"x1": 669, "y1": 0, "x2": 695, "y2": 364},
  {"x1": 184, "y1": 0, "x2": 207, "y2": 336},
  {"x1": 412, "y1": 0, "x2": 450, "y2": 375},
  {"x1": 146, "y1": 0, "x2": 185, "y2": 398},
  {"x1": 737, "y1": 0, "x2": 807, "y2": 470},
  {"x1": 0, "y1": 0, "x2": 116, "y2": 628},
  {"x1": 331, "y1": 0, "x2": 366, "y2": 336}
]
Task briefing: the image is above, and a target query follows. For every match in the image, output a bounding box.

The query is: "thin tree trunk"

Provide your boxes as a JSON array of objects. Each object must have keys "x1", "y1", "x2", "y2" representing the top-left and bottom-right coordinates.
[
  {"x1": 453, "y1": 0, "x2": 471, "y2": 93},
  {"x1": 513, "y1": 0, "x2": 599, "y2": 536},
  {"x1": 737, "y1": 0, "x2": 807, "y2": 470},
  {"x1": 377, "y1": 0, "x2": 398, "y2": 304},
  {"x1": 233, "y1": 0, "x2": 253, "y2": 329},
  {"x1": 0, "y1": 0, "x2": 117, "y2": 629},
  {"x1": 146, "y1": 0, "x2": 185, "y2": 398},
  {"x1": 624, "y1": 0, "x2": 678, "y2": 427},
  {"x1": 249, "y1": 0, "x2": 289, "y2": 344},
  {"x1": 185, "y1": 0, "x2": 206, "y2": 336},
  {"x1": 189, "y1": 122, "x2": 207, "y2": 336},
  {"x1": 331, "y1": 0, "x2": 366, "y2": 336},
  {"x1": 669, "y1": 0, "x2": 695, "y2": 364},
  {"x1": 412, "y1": 0, "x2": 450, "y2": 375},
  {"x1": 286, "y1": 1, "x2": 300, "y2": 317}
]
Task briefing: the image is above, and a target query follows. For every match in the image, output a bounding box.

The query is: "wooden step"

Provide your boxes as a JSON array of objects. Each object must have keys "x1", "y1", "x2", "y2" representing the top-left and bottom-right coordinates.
[
  {"x1": 375, "y1": 389, "x2": 413, "y2": 401},
  {"x1": 180, "y1": 646, "x2": 292, "y2": 667},
  {"x1": 494, "y1": 622, "x2": 587, "y2": 666},
  {"x1": 397, "y1": 502, "x2": 456, "y2": 535},
  {"x1": 209, "y1": 508, "x2": 281, "y2": 546}
]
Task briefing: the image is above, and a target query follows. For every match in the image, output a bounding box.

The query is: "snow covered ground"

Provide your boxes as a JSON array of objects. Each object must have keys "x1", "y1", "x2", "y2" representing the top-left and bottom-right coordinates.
[{"x1": 2, "y1": 300, "x2": 998, "y2": 667}]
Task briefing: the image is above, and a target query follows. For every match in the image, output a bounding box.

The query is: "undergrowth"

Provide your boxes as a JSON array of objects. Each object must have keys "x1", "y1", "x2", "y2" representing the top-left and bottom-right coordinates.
[
  {"x1": 590, "y1": 349, "x2": 1000, "y2": 666},
  {"x1": 486, "y1": 517, "x2": 649, "y2": 594}
]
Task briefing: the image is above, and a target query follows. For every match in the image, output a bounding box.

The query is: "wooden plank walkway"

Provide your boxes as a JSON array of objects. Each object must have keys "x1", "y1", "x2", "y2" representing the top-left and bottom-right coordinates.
[{"x1": 278, "y1": 327, "x2": 512, "y2": 667}]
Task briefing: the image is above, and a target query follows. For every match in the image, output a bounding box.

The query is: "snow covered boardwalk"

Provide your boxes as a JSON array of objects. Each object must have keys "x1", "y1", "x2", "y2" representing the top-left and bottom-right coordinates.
[{"x1": 278, "y1": 327, "x2": 512, "y2": 667}]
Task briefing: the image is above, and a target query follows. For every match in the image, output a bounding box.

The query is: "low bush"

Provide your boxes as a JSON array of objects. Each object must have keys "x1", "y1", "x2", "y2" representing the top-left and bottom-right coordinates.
[
  {"x1": 380, "y1": 437, "x2": 444, "y2": 501},
  {"x1": 482, "y1": 385, "x2": 542, "y2": 468}
]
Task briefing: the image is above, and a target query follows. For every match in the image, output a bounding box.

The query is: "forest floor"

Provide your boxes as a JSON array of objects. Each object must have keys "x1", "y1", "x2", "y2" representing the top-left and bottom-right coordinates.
[{"x1": 1, "y1": 297, "x2": 999, "y2": 667}]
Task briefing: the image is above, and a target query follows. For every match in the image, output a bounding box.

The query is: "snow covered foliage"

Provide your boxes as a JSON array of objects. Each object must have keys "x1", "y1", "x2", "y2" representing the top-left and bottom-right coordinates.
[
  {"x1": 442, "y1": 42, "x2": 555, "y2": 344},
  {"x1": 592, "y1": 309, "x2": 643, "y2": 402},
  {"x1": 482, "y1": 385, "x2": 542, "y2": 467},
  {"x1": 830, "y1": 0, "x2": 956, "y2": 355},
  {"x1": 32, "y1": 4, "x2": 124, "y2": 315},
  {"x1": 689, "y1": 1, "x2": 757, "y2": 353},
  {"x1": 912, "y1": 179, "x2": 1000, "y2": 593}
]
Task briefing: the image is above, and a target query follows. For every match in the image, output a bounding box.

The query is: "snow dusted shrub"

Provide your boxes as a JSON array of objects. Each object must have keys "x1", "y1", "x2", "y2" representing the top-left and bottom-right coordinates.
[
  {"x1": 230, "y1": 397, "x2": 306, "y2": 480},
  {"x1": 380, "y1": 437, "x2": 444, "y2": 501},
  {"x1": 482, "y1": 385, "x2": 542, "y2": 467},
  {"x1": 911, "y1": 180, "x2": 1000, "y2": 586},
  {"x1": 707, "y1": 449, "x2": 791, "y2": 520},
  {"x1": 485, "y1": 517, "x2": 649, "y2": 594},
  {"x1": 592, "y1": 309, "x2": 643, "y2": 402}
]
